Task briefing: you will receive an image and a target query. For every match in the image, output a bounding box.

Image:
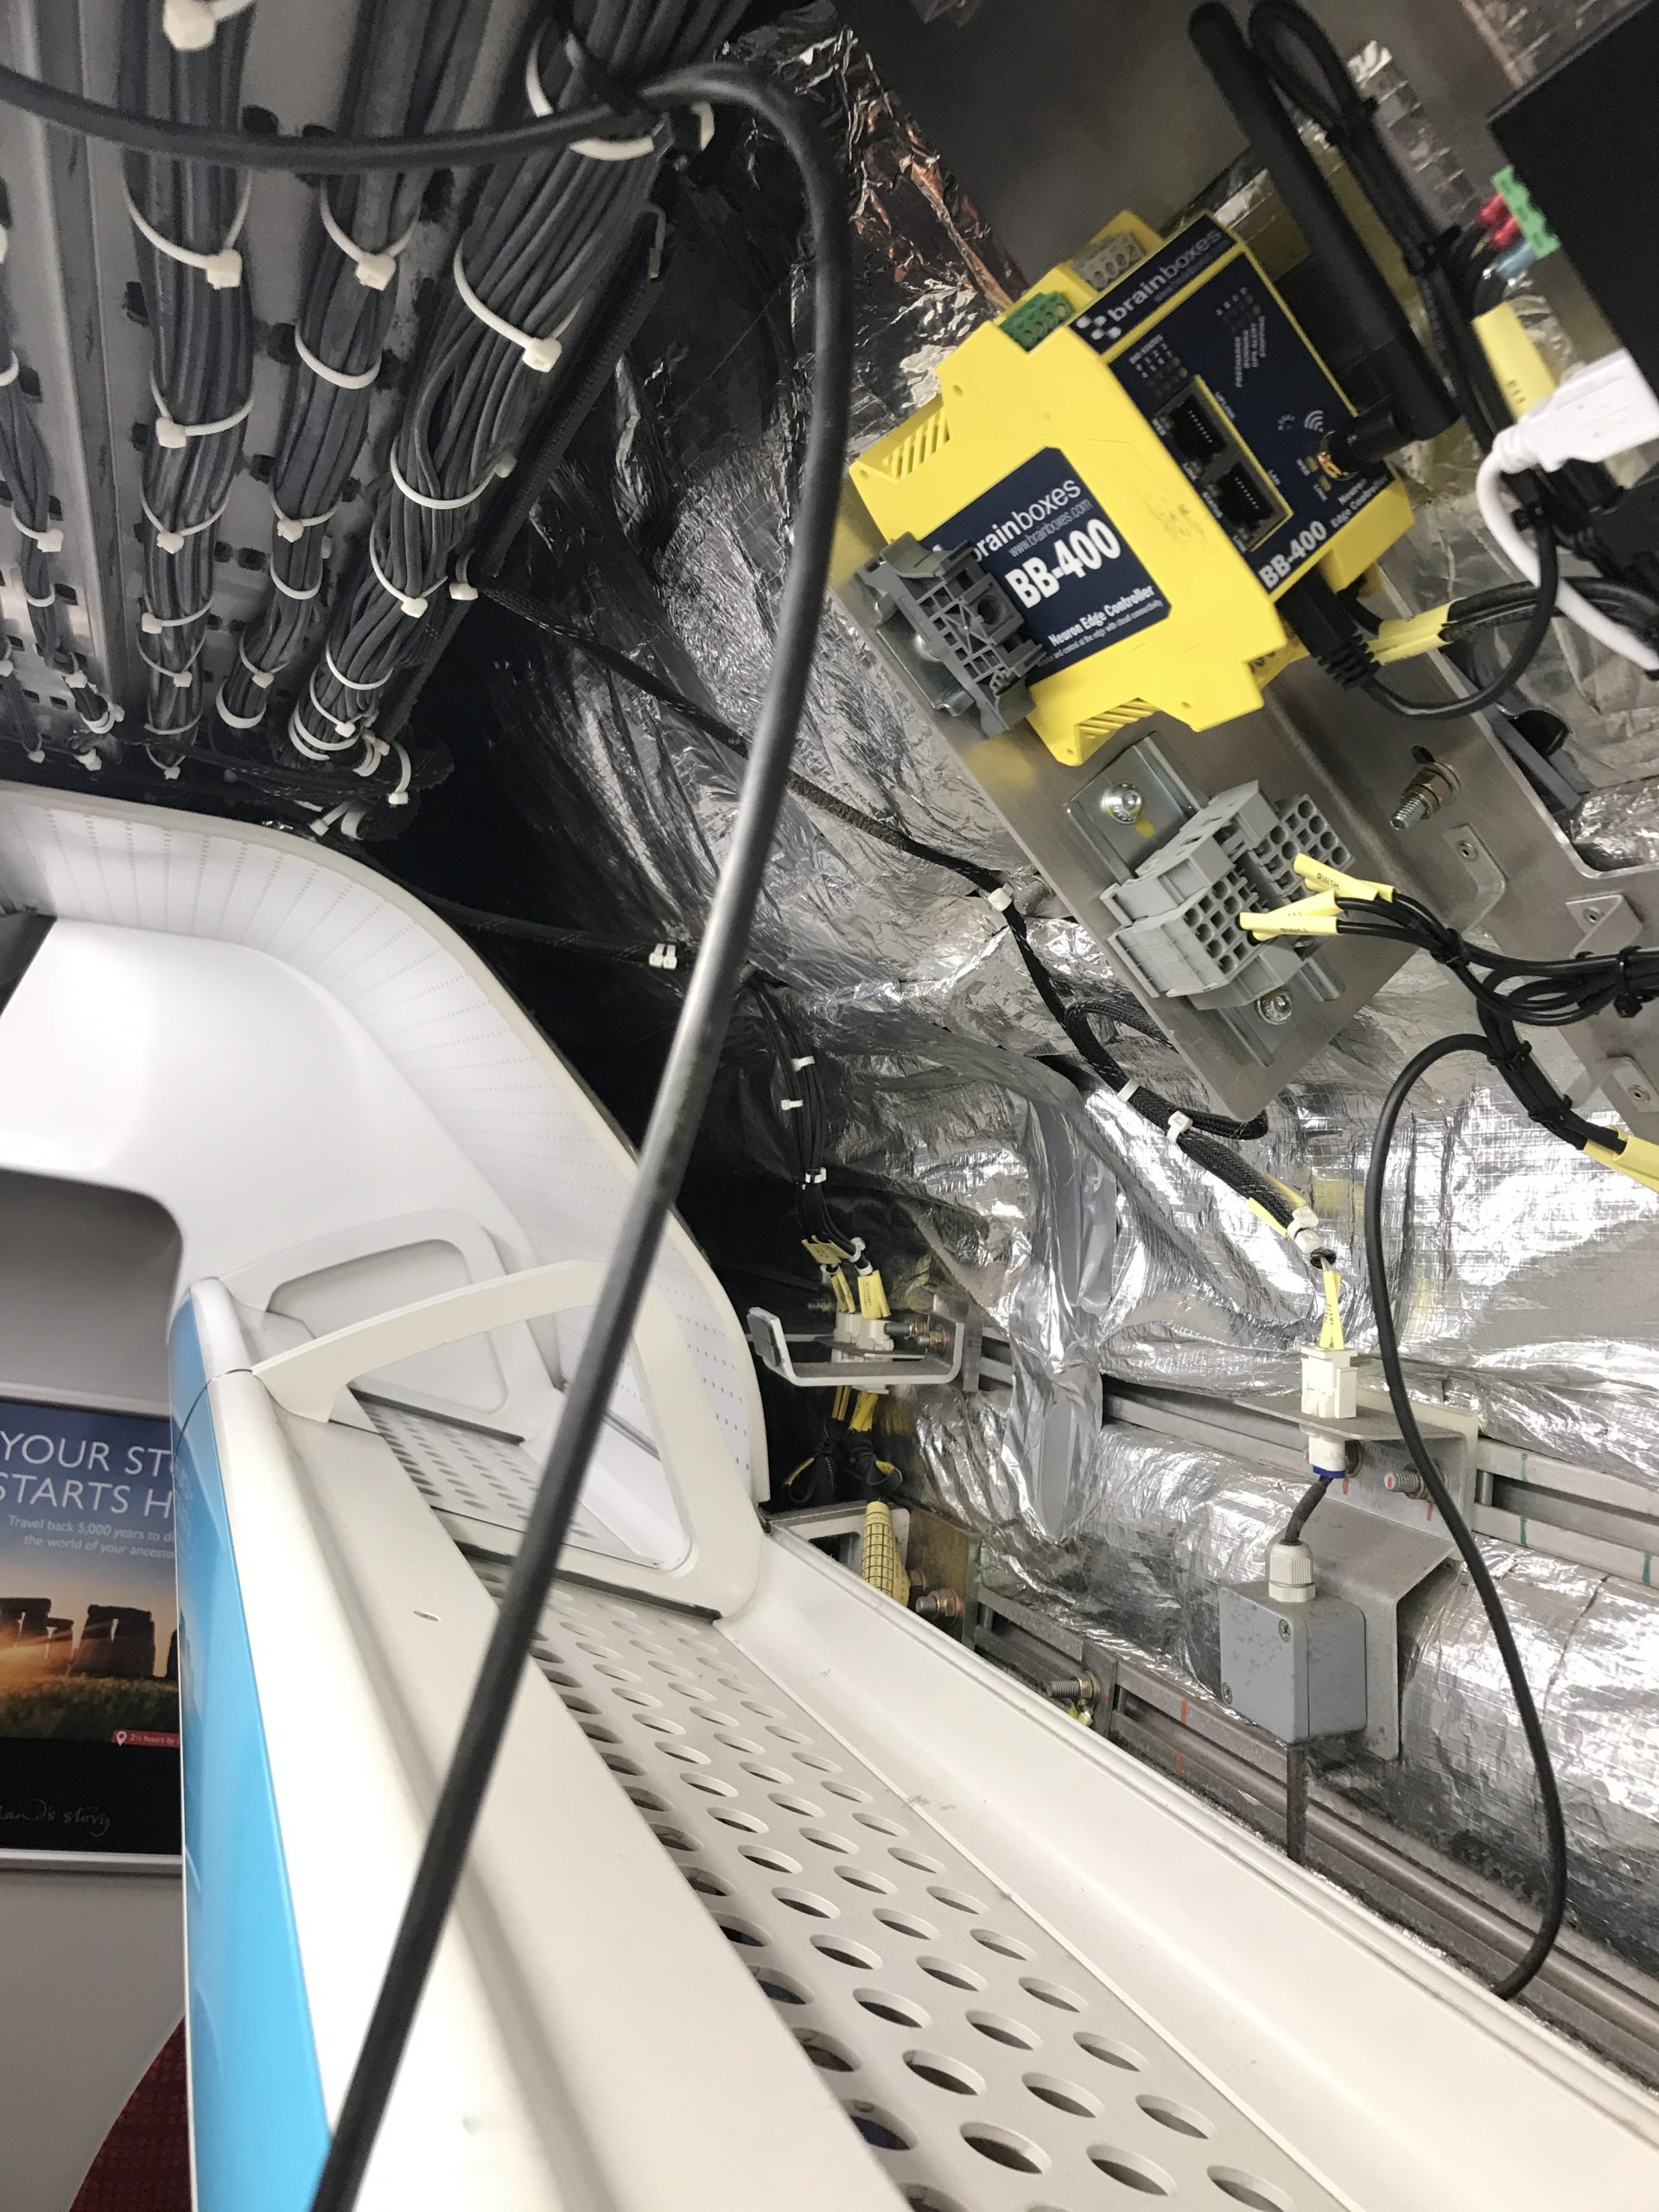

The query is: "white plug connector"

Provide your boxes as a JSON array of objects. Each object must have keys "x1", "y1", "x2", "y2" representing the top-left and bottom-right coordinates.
[
  {"x1": 1491, "y1": 348, "x2": 1659, "y2": 474},
  {"x1": 1301, "y1": 1342, "x2": 1358, "y2": 1426},
  {"x1": 1478, "y1": 349, "x2": 1659, "y2": 674}
]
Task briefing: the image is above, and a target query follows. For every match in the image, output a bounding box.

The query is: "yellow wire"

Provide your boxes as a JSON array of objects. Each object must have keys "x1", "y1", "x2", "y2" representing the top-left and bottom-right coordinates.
[
  {"x1": 857, "y1": 1267, "x2": 890, "y2": 1320},
  {"x1": 1319, "y1": 1264, "x2": 1344, "y2": 1350},
  {"x1": 849, "y1": 1391, "x2": 879, "y2": 1433}
]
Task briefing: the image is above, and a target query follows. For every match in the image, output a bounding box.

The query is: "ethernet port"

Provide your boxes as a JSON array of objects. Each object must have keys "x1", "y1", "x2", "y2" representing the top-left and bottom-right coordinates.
[
  {"x1": 1165, "y1": 390, "x2": 1226, "y2": 468},
  {"x1": 1213, "y1": 462, "x2": 1275, "y2": 545}
]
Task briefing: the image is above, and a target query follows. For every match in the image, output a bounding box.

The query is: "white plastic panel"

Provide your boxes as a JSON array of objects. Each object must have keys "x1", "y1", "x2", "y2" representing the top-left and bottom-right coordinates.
[
  {"x1": 492, "y1": 1568, "x2": 1338, "y2": 2212},
  {"x1": 0, "y1": 788, "x2": 762, "y2": 1491}
]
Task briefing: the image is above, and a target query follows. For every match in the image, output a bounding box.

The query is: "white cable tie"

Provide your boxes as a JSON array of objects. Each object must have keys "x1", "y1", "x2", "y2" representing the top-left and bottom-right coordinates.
[
  {"x1": 140, "y1": 494, "x2": 226, "y2": 556},
  {"x1": 308, "y1": 799, "x2": 352, "y2": 836},
  {"x1": 151, "y1": 378, "x2": 254, "y2": 450},
  {"x1": 216, "y1": 693, "x2": 267, "y2": 729},
  {"x1": 23, "y1": 747, "x2": 44, "y2": 764},
  {"x1": 450, "y1": 245, "x2": 569, "y2": 372},
  {"x1": 63, "y1": 668, "x2": 87, "y2": 689},
  {"x1": 0, "y1": 655, "x2": 12, "y2": 677},
  {"x1": 1117, "y1": 1078, "x2": 1141, "y2": 1106},
  {"x1": 318, "y1": 196, "x2": 416, "y2": 292},
  {"x1": 163, "y1": 0, "x2": 255, "y2": 53},
  {"x1": 288, "y1": 703, "x2": 357, "y2": 759},
  {"x1": 292, "y1": 327, "x2": 382, "y2": 392},
  {"x1": 140, "y1": 603, "x2": 212, "y2": 633},
  {"x1": 271, "y1": 493, "x2": 338, "y2": 543},
  {"x1": 124, "y1": 176, "x2": 250, "y2": 289},
  {"x1": 13, "y1": 518, "x2": 63, "y2": 554},
  {"x1": 138, "y1": 642, "x2": 200, "y2": 686},
  {"x1": 387, "y1": 448, "x2": 493, "y2": 513},
  {"x1": 78, "y1": 701, "x2": 119, "y2": 736},
  {"x1": 238, "y1": 640, "x2": 278, "y2": 689},
  {"x1": 270, "y1": 567, "x2": 322, "y2": 601},
  {"x1": 22, "y1": 588, "x2": 55, "y2": 608},
  {"x1": 380, "y1": 742, "x2": 412, "y2": 808},
  {"x1": 0, "y1": 225, "x2": 8, "y2": 266},
  {"x1": 984, "y1": 884, "x2": 1014, "y2": 912},
  {"x1": 367, "y1": 531, "x2": 435, "y2": 618},
  {"x1": 352, "y1": 734, "x2": 388, "y2": 779},
  {"x1": 1165, "y1": 1111, "x2": 1193, "y2": 1142},
  {"x1": 801, "y1": 1169, "x2": 828, "y2": 1186},
  {"x1": 779, "y1": 1096, "x2": 804, "y2": 1112},
  {"x1": 791, "y1": 1054, "x2": 816, "y2": 1071},
  {"x1": 323, "y1": 646, "x2": 393, "y2": 693},
  {"x1": 76, "y1": 747, "x2": 103, "y2": 773},
  {"x1": 0, "y1": 356, "x2": 16, "y2": 388},
  {"x1": 450, "y1": 553, "x2": 478, "y2": 603},
  {"x1": 308, "y1": 669, "x2": 356, "y2": 739}
]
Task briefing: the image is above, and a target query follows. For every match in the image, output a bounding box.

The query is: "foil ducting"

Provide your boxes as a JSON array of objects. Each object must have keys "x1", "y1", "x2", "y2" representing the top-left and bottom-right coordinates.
[{"x1": 476, "y1": 13, "x2": 1659, "y2": 1968}]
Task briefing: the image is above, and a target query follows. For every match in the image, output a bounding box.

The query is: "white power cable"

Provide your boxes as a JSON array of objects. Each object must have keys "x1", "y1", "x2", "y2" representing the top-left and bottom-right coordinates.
[{"x1": 1475, "y1": 454, "x2": 1659, "y2": 673}]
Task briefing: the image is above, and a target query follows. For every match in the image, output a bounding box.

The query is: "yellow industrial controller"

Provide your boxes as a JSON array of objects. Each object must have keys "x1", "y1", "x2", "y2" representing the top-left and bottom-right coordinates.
[{"x1": 849, "y1": 212, "x2": 1415, "y2": 766}]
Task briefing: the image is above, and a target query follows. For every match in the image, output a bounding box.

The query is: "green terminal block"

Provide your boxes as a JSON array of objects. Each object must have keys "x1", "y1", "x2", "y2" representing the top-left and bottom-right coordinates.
[
  {"x1": 998, "y1": 289, "x2": 1075, "y2": 351},
  {"x1": 1492, "y1": 166, "x2": 1560, "y2": 259}
]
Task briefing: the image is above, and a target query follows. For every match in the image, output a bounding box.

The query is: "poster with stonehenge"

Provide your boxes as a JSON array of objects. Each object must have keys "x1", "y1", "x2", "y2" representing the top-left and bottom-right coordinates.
[{"x1": 0, "y1": 1398, "x2": 178, "y2": 1854}]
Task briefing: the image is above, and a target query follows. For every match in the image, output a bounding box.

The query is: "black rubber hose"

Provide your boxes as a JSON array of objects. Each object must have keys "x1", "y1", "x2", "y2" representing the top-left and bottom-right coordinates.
[
  {"x1": 1364, "y1": 1032, "x2": 1568, "y2": 1999},
  {"x1": 1281, "y1": 1473, "x2": 1330, "y2": 1545},
  {"x1": 301, "y1": 64, "x2": 850, "y2": 2212}
]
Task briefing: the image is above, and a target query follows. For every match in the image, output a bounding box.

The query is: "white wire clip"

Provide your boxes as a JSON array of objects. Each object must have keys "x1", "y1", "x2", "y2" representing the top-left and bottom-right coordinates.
[
  {"x1": 163, "y1": 0, "x2": 255, "y2": 52},
  {"x1": 293, "y1": 327, "x2": 381, "y2": 392},
  {"x1": 14, "y1": 518, "x2": 63, "y2": 554},
  {"x1": 319, "y1": 196, "x2": 417, "y2": 293},
  {"x1": 271, "y1": 494, "x2": 339, "y2": 544},
  {"x1": 141, "y1": 495, "x2": 226, "y2": 556},
  {"x1": 151, "y1": 378, "x2": 254, "y2": 451},
  {"x1": 125, "y1": 176, "x2": 251, "y2": 289}
]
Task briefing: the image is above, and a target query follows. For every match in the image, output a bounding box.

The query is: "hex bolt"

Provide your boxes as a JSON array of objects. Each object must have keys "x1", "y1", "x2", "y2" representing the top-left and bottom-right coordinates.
[
  {"x1": 1392, "y1": 759, "x2": 1459, "y2": 831},
  {"x1": 1383, "y1": 1467, "x2": 1426, "y2": 1499},
  {"x1": 1045, "y1": 1672, "x2": 1099, "y2": 1703},
  {"x1": 1257, "y1": 988, "x2": 1294, "y2": 1027}
]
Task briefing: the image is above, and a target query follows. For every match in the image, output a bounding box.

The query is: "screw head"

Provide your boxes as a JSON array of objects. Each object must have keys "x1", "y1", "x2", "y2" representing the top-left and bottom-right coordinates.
[
  {"x1": 1221, "y1": 1683, "x2": 1233, "y2": 1703},
  {"x1": 1096, "y1": 783, "x2": 1144, "y2": 823},
  {"x1": 1279, "y1": 1618, "x2": 1293, "y2": 1641},
  {"x1": 1257, "y1": 989, "x2": 1294, "y2": 1027}
]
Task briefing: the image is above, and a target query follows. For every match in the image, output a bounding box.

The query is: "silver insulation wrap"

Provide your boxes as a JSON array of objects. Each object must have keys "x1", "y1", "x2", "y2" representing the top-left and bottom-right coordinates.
[{"x1": 481, "y1": 11, "x2": 1659, "y2": 1969}]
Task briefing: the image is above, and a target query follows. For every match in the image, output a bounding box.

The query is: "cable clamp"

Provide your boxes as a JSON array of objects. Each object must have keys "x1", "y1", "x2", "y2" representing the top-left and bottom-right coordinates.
[
  {"x1": 163, "y1": 0, "x2": 255, "y2": 51},
  {"x1": 271, "y1": 494, "x2": 338, "y2": 543},
  {"x1": 124, "y1": 176, "x2": 250, "y2": 289},
  {"x1": 449, "y1": 554, "x2": 478, "y2": 603},
  {"x1": 451, "y1": 245, "x2": 573, "y2": 373},
  {"x1": 1614, "y1": 944, "x2": 1644, "y2": 1020},
  {"x1": 215, "y1": 693, "x2": 266, "y2": 730},
  {"x1": 238, "y1": 640, "x2": 279, "y2": 688},
  {"x1": 318, "y1": 195, "x2": 417, "y2": 292},
  {"x1": 151, "y1": 378, "x2": 254, "y2": 450},
  {"x1": 140, "y1": 603, "x2": 212, "y2": 633},
  {"x1": 324, "y1": 646, "x2": 392, "y2": 694},
  {"x1": 291, "y1": 327, "x2": 381, "y2": 393},
  {"x1": 270, "y1": 567, "x2": 321, "y2": 601},
  {"x1": 387, "y1": 448, "x2": 493, "y2": 513},
  {"x1": 140, "y1": 495, "x2": 226, "y2": 556},
  {"x1": 13, "y1": 518, "x2": 63, "y2": 554},
  {"x1": 367, "y1": 531, "x2": 434, "y2": 619}
]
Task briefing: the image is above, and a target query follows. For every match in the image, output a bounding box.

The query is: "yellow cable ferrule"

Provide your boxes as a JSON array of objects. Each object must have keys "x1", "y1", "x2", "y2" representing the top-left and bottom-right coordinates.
[
  {"x1": 1293, "y1": 854, "x2": 1395, "y2": 903},
  {"x1": 1371, "y1": 604, "x2": 1453, "y2": 665},
  {"x1": 1237, "y1": 900, "x2": 1340, "y2": 939},
  {"x1": 1586, "y1": 1131, "x2": 1659, "y2": 1197}
]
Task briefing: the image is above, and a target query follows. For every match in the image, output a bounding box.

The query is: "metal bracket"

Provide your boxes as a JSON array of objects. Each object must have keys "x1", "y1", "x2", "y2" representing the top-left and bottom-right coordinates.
[
  {"x1": 1301, "y1": 1502, "x2": 1455, "y2": 1760},
  {"x1": 746, "y1": 1298, "x2": 970, "y2": 1390}
]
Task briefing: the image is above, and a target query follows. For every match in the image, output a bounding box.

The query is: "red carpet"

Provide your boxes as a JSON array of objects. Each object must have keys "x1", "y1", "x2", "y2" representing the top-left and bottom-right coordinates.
[{"x1": 71, "y1": 2024, "x2": 188, "y2": 2212}]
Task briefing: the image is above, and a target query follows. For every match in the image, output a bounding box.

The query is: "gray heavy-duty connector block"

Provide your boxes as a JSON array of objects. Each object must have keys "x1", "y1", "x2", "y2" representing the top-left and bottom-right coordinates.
[{"x1": 1218, "y1": 1580, "x2": 1368, "y2": 1743}]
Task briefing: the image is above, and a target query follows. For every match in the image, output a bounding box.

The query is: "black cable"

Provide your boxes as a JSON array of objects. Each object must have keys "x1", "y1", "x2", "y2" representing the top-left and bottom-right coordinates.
[
  {"x1": 301, "y1": 64, "x2": 849, "y2": 2212},
  {"x1": 1364, "y1": 1032, "x2": 1567, "y2": 1999},
  {"x1": 0, "y1": 60, "x2": 677, "y2": 174},
  {"x1": 1281, "y1": 1472, "x2": 1331, "y2": 1545},
  {"x1": 1364, "y1": 513, "x2": 1560, "y2": 719}
]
